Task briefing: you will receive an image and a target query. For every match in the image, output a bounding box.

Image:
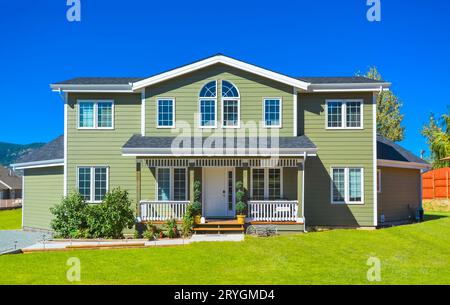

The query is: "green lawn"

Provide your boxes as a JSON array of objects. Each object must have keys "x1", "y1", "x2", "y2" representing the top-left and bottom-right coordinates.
[
  {"x1": 0, "y1": 208, "x2": 21, "y2": 230},
  {"x1": 0, "y1": 212, "x2": 449, "y2": 285}
]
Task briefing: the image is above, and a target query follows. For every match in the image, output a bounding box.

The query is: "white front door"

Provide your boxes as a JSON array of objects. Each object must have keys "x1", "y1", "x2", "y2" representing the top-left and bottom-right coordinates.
[{"x1": 203, "y1": 167, "x2": 232, "y2": 218}]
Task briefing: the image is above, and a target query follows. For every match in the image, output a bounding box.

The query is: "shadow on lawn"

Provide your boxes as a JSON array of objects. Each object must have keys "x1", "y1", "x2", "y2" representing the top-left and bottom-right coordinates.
[{"x1": 423, "y1": 213, "x2": 449, "y2": 222}]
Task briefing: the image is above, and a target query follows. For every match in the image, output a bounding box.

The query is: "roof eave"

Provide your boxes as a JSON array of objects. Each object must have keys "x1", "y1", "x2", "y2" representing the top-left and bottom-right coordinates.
[
  {"x1": 131, "y1": 55, "x2": 311, "y2": 91},
  {"x1": 11, "y1": 159, "x2": 64, "y2": 170},
  {"x1": 308, "y1": 82, "x2": 392, "y2": 92},
  {"x1": 50, "y1": 84, "x2": 134, "y2": 93},
  {"x1": 377, "y1": 159, "x2": 430, "y2": 170}
]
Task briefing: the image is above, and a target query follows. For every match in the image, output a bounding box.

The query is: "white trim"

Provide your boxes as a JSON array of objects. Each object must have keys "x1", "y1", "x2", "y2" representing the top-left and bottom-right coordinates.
[
  {"x1": 155, "y1": 167, "x2": 188, "y2": 201},
  {"x1": 156, "y1": 98, "x2": 176, "y2": 129},
  {"x1": 141, "y1": 89, "x2": 146, "y2": 136},
  {"x1": 64, "y1": 92, "x2": 68, "y2": 197},
  {"x1": 198, "y1": 98, "x2": 218, "y2": 129},
  {"x1": 330, "y1": 167, "x2": 365, "y2": 205},
  {"x1": 76, "y1": 166, "x2": 110, "y2": 203},
  {"x1": 377, "y1": 169, "x2": 382, "y2": 193},
  {"x1": 21, "y1": 175, "x2": 25, "y2": 229},
  {"x1": 131, "y1": 55, "x2": 311, "y2": 91},
  {"x1": 377, "y1": 159, "x2": 430, "y2": 170},
  {"x1": 263, "y1": 98, "x2": 283, "y2": 128},
  {"x1": 308, "y1": 83, "x2": 391, "y2": 92},
  {"x1": 325, "y1": 99, "x2": 364, "y2": 130},
  {"x1": 77, "y1": 100, "x2": 115, "y2": 130},
  {"x1": 0, "y1": 180, "x2": 12, "y2": 190},
  {"x1": 250, "y1": 167, "x2": 283, "y2": 200},
  {"x1": 301, "y1": 154, "x2": 306, "y2": 229},
  {"x1": 293, "y1": 88, "x2": 298, "y2": 136},
  {"x1": 12, "y1": 159, "x2": 64, "y2": 170},
  {"x1": 373, "y1": 92, "x2": 378, "y2": 226}
]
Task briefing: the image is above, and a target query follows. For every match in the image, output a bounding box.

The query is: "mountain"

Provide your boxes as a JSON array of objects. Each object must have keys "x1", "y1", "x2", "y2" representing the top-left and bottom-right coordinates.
[{"x1": 0, "y1": 141, "x2": 45, "y2": 166}]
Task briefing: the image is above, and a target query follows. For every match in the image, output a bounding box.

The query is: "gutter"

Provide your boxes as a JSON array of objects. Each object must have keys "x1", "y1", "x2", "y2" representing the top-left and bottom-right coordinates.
[{"x1": 11, "y1": 159, "x2": 64, "y2": 170}]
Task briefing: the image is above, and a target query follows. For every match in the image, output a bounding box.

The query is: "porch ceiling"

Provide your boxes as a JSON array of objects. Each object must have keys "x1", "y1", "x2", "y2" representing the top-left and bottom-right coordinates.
[{"x1": 122, "y1": 135, "x2": 317, "y2": 157}]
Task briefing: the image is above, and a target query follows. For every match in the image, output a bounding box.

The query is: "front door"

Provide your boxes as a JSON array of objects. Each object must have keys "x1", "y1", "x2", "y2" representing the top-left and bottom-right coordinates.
[{"x1": 203, "y1": 167, "x2": 233, "y2": 218}]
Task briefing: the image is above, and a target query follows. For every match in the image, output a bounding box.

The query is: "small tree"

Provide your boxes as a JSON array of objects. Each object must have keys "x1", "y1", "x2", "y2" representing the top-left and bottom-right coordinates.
[
  {"x1": 421, "y1": 110, "x2": 450, "y2": 169},
  {"x1": 235, "y1": 181, "x2": 247, "y2": 215},
  {"x1": 359, "y1": 67, "x2": 405, "y2": 142}
]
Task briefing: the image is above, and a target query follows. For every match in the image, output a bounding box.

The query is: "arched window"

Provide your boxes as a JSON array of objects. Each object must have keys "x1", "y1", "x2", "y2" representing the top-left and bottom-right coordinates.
[
  {"x1": 199, "y1": 81, "x2": 217, "y2": 128},
  {"x1": 221, "y1": 81, "x2": 240, "y2": 127}
]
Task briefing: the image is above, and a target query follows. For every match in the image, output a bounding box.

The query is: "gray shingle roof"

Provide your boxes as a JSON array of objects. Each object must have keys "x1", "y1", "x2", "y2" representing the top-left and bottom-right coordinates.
[
  {"x1": 14, "y1": 135, "x2": 64, "y2": 164},
  {"x1": 0, "y1": 166, "x2": 22, "y2": 190},
  {"x1": 123, "y1": 135, "x2": 316, "y2": 150},
  {"x1": 296, "y1": 76, "x2": 386, "y2": 84},
  {"x1": 377, "y1": 135, "x2": 428, "y2": 164},
  {"x1": 54, "y1": 77, "x2": 144, "y2": 85}
]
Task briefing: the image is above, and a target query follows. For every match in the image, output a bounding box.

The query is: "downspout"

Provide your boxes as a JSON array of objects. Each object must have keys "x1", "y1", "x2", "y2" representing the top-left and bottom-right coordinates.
[{"x1": 302, "y1": 151, "x2": 307, "y2": 233}]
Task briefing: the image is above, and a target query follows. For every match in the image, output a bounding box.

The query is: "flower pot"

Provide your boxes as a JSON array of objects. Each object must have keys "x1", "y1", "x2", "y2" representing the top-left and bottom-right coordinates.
[
  {"x1": 236, "y1": 215, "x2": 246, "y2": 225},
  {"x1": 195, "y1": 215, "x2": 201, "y2": 224}
]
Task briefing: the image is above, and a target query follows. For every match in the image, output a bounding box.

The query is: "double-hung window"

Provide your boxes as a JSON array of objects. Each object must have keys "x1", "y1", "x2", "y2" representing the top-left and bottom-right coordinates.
[
  {"x1": 157, "y1": 168, "x2": 187, "y2": 201},
  {"x1": 222, "y1": 80, "x2": 240, "y2": 128},
  {"x1": 251, "y1": 168, "x2": 283, "y2": 200},
  {"x1": 78, "y1": 100, "x2": 114, "y2": 129},
  {"x1": 331, "y1": 167, "x2": 364, "y2": 204},
  {"x1": 326, "y1": 100, "x2": 363, "y2": 129},
  {"x1": 263, "y1": 98, "x2": 282, "y2": 128},
  {"x1": 157, "y1": 98, "x2": 175, "y2": 128},
  {"x1": 199, "y1": 81, "x2": 217, "y2": 128},
  {"x1": 77, "y1": 166, "x2": 109, "y2": 202}
]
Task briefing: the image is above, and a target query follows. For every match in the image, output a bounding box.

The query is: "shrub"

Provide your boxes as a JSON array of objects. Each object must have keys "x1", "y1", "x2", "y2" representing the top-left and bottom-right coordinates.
[
  {"x1": 50, "y1": 192, "x2": 89, "y2": 238},
  {"x1": 88, "y1": 188, "x2": 135, "y2": 239},
  {"x1": 164, "y1": 219, "x2": 179, "y2": 238},
  {"x1": 235, "y1": 181, "x2": 247, "y2": 215},
  {"x1": 182, "y1": 180, "x2": 202, "y2": 237},
  {"x1": 50, "y1": 188, "x2": 135, "y2": 239}
]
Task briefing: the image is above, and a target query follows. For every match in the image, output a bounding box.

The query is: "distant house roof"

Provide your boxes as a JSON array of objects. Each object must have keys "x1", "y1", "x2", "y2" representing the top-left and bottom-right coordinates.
[
  {"x1": 377, "y1": 135, "x2": 429, "y2": 167},
  {"x1": 0, "y1": 166, "x2": 21, "y2": 190},
  {"x1": 12, "y1": 136, "x2": 64, "y2": 169},
  {"x1": 122, "y1": 135, "x2": 317, "y2": 156}
]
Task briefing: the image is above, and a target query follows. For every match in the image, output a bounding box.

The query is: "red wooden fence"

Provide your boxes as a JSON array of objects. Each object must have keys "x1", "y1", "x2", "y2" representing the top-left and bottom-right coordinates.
[{"x1": 422, "y1": 167, "x2": 450, "y2": 200}]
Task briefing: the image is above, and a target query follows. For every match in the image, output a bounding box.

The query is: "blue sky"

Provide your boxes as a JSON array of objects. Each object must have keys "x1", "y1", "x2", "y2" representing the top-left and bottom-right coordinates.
[{"x1": 0, "y1": 0, "x2": 449, "y2": 157}]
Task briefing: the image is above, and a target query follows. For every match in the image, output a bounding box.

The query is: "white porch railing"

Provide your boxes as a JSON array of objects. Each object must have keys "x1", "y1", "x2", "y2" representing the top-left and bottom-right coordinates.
[
  {"x1": 0, "y1": 199, "x2": 22, "y2": 210},
  {"x1": 248, "y1": 200, "x2": 299, "y2": 222},
  {"x1": 140, "y1": 201, "x2": 189, "y2": 222}
]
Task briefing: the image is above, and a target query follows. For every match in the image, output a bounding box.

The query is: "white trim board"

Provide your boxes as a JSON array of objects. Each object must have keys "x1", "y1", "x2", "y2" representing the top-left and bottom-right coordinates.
[
  {"x1": 11, "y1": 159, "x2": 65, "y2": 170},
  {"x1": 377, "y1": 159, "x2": 430, "y2": 170}
]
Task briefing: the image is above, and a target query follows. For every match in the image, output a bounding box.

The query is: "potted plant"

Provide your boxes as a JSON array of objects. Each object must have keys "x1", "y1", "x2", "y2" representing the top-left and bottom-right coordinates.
[{"x1": 235, "y1": 181, "x2": 247, "y2": 225}]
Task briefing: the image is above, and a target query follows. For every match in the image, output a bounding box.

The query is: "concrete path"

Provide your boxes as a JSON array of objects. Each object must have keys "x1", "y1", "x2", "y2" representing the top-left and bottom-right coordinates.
[
  {"x1": 22, "y1": 234, "x2": 245, "y2": 252},
  {"x1": 0, "y1": 230, "x2": 49, "y2": 254}
]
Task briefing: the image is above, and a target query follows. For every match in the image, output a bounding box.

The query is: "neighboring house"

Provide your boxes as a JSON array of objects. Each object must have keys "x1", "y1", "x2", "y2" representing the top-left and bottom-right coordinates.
[
  {"x1": 0, "y1": 166, "x2": 22, "y2": 209},
  {"x1": 11, "y1": 54, "x2": 429, "y2": 231}
]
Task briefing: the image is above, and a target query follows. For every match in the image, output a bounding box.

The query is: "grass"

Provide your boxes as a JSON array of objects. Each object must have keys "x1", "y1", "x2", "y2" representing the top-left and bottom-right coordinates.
[
  {"x1": 0, "y1": 212, "x2": 449, "y2": 285},
  {"x1": 0, "y1": 208, "x2": 21, "y2": 230}
]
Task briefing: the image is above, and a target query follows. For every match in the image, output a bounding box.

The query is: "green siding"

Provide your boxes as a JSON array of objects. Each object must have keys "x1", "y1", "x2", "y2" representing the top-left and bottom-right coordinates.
[
  {"x1": 145, "y1": 64, "x2": 294, "y2": 137},
  {"x1": 300, "y1": 92, "x2": 375, "y2": 227},
  {"x1": 67, "y1": 93, "x2": 141, "y2": 205},
  {"x1": 23, "y1": 167, "x2": 63, "y2": 230}
]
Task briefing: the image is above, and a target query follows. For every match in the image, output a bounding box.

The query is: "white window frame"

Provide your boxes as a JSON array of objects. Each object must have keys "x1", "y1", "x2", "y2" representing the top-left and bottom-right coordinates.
[
  {"x1": 76, "y1": 166, "x2": 109, "y2": 203},
  {"x1": 250, "y1": 167, "x2": 284, "y2": 200},
  {"x1": 155, "y1": 167, "x2": 188, "y2": 201},
  {"x1": 377, "y1": 169, "x2": 382, "y2": 193},
  {"x1": 221, "y1": 80, "x2": 241, "y2": 129},
  {"x1": 198, "y1": 98, "x2": 218, "y2": 129},
  {"x1": 78, "y1": 100, "x2": 114, "y2": 130},
  {"x1": 263, "y1": 98, "x2": 283, "y2": 128},
  {"x1": 198, "y1": 80, "x2": 218, "y2": 129},
  {"x1": 156, "y1": 98, "x2": 176, "y2": 129},
  {"x1": 330, "y1": 167, "x2": 364, "y2": 205},
  {"x1": 325, "y1": 99, "x2": 363, "y2": 130}
]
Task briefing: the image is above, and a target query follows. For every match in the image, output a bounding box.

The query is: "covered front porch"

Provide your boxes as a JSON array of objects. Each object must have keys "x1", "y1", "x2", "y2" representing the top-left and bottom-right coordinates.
[{"x1": 135, "y1": 157, "x2": 305, "y2": 225}]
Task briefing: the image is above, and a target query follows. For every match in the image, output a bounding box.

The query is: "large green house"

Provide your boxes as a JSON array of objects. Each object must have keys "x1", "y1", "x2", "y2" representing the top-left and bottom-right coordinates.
[{"x1": 12, "y1": 55, "x2": 429, "y2": 232}]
